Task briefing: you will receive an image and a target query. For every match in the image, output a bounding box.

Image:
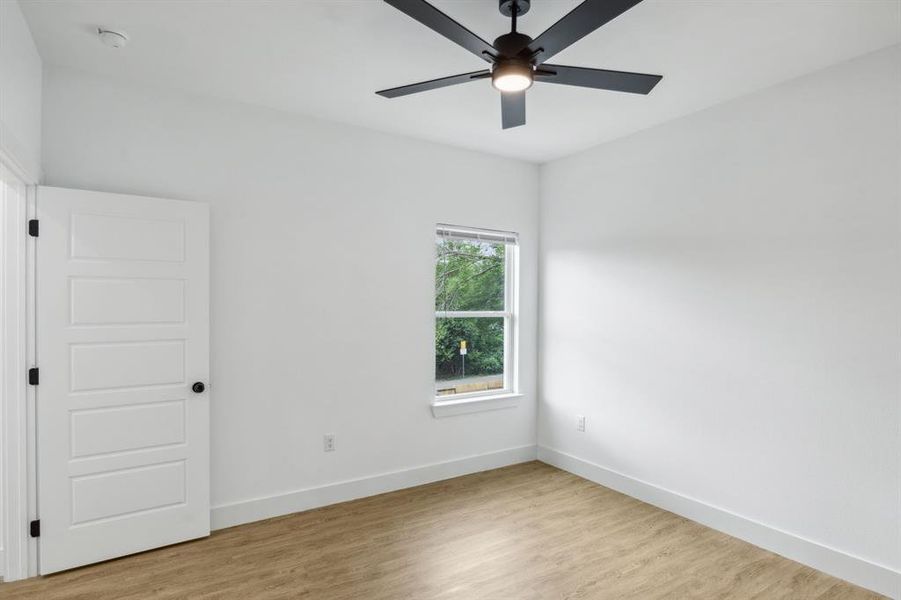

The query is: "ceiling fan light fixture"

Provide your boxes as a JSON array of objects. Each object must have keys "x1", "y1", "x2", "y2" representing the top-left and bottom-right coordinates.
[
  {"x1": 492, "y1": 62, "x2": 533, "y2": 93},
  {"x1": 377, "y1": 0, "x2": 662, "y2": 129}
]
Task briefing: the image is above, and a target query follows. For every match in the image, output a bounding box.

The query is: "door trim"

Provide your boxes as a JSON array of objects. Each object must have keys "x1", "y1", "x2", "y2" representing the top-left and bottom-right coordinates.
[{"x1": 0, "y1": 148, "x2": 38, "y2": 582}]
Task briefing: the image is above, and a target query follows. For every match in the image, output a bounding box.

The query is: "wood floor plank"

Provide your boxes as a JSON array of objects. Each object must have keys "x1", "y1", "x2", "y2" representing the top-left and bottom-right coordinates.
[{"x1": 0, "y1": 462, "x2": 885, "y2": 599}]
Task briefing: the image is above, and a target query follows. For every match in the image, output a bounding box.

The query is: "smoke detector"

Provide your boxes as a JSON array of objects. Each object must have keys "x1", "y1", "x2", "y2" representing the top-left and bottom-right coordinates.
[{"x1": 97, "y1": 29, "x2": 129, "y2": 49}]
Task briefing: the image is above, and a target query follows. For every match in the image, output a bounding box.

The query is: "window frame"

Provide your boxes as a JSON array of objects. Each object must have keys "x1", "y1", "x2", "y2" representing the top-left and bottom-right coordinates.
[{"x1": 433, "y1": 224, "x2": 519, "y2": 407}]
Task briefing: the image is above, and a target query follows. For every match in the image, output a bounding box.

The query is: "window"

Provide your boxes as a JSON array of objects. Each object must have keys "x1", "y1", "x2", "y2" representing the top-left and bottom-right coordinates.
[{"x1": 434, "y1": 224, "x2": 517, "y2": 401}]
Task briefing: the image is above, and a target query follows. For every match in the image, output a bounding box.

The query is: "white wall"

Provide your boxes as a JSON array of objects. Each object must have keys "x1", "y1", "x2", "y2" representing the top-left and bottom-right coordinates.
[
  {"x1": 539, "y1": 45, "x2": 900, "y2": 595},
  {"x1": 40, "y1": 66, "x2": 538, "y2": 521},
  {"x1": 0, "y1": 0, "x2": 42, "y2": 180}
]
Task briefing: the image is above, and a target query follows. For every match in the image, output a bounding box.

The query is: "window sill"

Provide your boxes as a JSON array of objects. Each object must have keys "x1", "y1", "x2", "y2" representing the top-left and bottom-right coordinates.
[{"x1": 431, "y1": 393, "x2": 523, "y2": 418}]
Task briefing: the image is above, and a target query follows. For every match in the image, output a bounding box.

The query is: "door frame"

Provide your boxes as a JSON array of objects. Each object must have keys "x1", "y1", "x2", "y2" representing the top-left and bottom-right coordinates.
[{"x1": 0, "y1": 143, "x2": 39, "y2": 582}]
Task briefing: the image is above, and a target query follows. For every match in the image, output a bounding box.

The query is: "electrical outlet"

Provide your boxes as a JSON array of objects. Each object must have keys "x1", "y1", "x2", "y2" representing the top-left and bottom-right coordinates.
[
  {"x1": 577, "y1": 415, "x2": 586, "y2": 432},
  {"x1": 323, "y1": 434, "x2": 336, "y2": 452}
]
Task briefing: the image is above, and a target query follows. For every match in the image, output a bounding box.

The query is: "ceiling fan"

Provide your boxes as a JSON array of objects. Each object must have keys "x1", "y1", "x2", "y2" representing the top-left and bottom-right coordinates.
[{"x1": 376, "y1": 0, "x2": 662, "y2": 129}]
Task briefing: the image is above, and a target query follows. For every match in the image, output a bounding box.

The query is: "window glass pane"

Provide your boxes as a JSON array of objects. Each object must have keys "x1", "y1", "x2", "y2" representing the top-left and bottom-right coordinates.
[
  {"x1": 435, "y1": 317, "x2": 504, "y2": 396},
  {"x1": 435, "y1": 238, "x2": 505, "y2": 312}
]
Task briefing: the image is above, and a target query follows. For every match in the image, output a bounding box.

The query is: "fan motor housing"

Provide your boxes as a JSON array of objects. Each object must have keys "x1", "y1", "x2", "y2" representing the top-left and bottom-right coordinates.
[
  {"x1": 499, "y1": 0, "x2": 531, "y2": 17},
  {"x1": 493, "y1": 32, "x2": 533, "y2": 59}
]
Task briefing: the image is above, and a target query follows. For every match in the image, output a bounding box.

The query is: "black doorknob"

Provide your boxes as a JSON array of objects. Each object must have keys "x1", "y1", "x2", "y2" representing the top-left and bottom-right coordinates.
[{"x1": 192, "y1": 382, "x2": 206, "y2": 394}]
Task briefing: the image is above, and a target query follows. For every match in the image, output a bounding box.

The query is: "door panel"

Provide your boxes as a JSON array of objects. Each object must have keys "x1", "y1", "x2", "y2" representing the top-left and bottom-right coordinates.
[
  {"x1": 71, "y1": 461, "x2": 186, "y2": 525},
  {"x1": 70, "y1": 340, "x2": 186, "y2": 391},
  {"x1": 70, "y1": 213, "x2": 186, "y2": 261},
  {"x1": 69, "y1": 400, "x2": 186, "y2": 458},
  {"x1": 37, "y1": 186, "x2": 209, "y2": 574},
  {"x1": 70, "y1": 278, "x2": 186, "y2": 325}
]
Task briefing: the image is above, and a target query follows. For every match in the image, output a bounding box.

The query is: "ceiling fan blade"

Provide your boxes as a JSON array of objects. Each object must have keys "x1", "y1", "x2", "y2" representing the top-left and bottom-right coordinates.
[
  {"x1": 526, "y1": 0, "x2": 644, "y2": 64},
  {"x1": 501, "y1": 92, "x2": 526, "y2": 129},
  {"x1": 383, "y1": 0, "x2": 497, "y2": 63},
  {"x1": 535, "y1": 64, "x2": 662, "y2": 94},
  {"x1": 377, "y1": 70, "x2": 491, "y2": 98}
]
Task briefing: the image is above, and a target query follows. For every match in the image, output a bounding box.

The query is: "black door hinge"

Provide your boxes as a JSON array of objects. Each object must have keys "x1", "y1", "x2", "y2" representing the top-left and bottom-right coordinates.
[
  {"x1": 28, "y1": 368, "x2": 39, "y2": 385},
  {"x1": 28, "y1": 219, "x2": 39, "y2": 237},
  {"x1": 30, "y1": 520, "x2": 40, "y2": 538}
]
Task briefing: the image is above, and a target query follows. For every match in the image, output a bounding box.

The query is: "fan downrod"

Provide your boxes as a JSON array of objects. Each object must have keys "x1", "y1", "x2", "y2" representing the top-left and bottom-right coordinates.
[{"x1": 499, "y1": 0, "x2": 530, "y2": 17}]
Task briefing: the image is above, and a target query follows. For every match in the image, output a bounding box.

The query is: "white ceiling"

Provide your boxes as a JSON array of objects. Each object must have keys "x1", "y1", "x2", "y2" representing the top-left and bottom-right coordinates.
[{"x1": 20, "y1": 0, "x2": 901, "y2": 163}]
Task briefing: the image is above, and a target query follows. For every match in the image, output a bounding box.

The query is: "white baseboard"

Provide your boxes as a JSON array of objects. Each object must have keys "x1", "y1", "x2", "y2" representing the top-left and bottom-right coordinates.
[
  {"x1": 538, "y1": 446, "x2": 900, "y2": 599},
  {"x1": 211, "y1": 445, "x2": 538, "y2": 531}
]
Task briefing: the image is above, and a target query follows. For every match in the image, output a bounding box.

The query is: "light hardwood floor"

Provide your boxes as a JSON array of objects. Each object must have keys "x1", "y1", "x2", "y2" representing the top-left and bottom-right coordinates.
[{"x1": 0, "y1": 462, "x2": 884, "y2": 599}]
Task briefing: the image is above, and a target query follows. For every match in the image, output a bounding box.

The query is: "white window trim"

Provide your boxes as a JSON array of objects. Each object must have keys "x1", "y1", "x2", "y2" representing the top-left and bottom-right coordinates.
[
  {"x1": 433, "y1": 225, "x2": 519, "y2": 415},
  {"x1": 431, "y1": 392, "x2": 523, "y2": 418}
]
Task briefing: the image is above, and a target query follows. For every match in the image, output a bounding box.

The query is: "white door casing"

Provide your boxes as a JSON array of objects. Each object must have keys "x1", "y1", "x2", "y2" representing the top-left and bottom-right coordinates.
[
  {"x1": 36, "y1": 187, "x2": 209, "y2": 574},
  {"x1": 1, "y1": 162, "x2": 30, "y2": 581}
]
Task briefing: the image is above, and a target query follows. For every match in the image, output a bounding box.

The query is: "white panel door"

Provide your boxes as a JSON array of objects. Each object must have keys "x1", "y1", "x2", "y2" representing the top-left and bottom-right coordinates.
[{"x1": 36, "y1": 186, "x2": 209, "y2": 574}]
